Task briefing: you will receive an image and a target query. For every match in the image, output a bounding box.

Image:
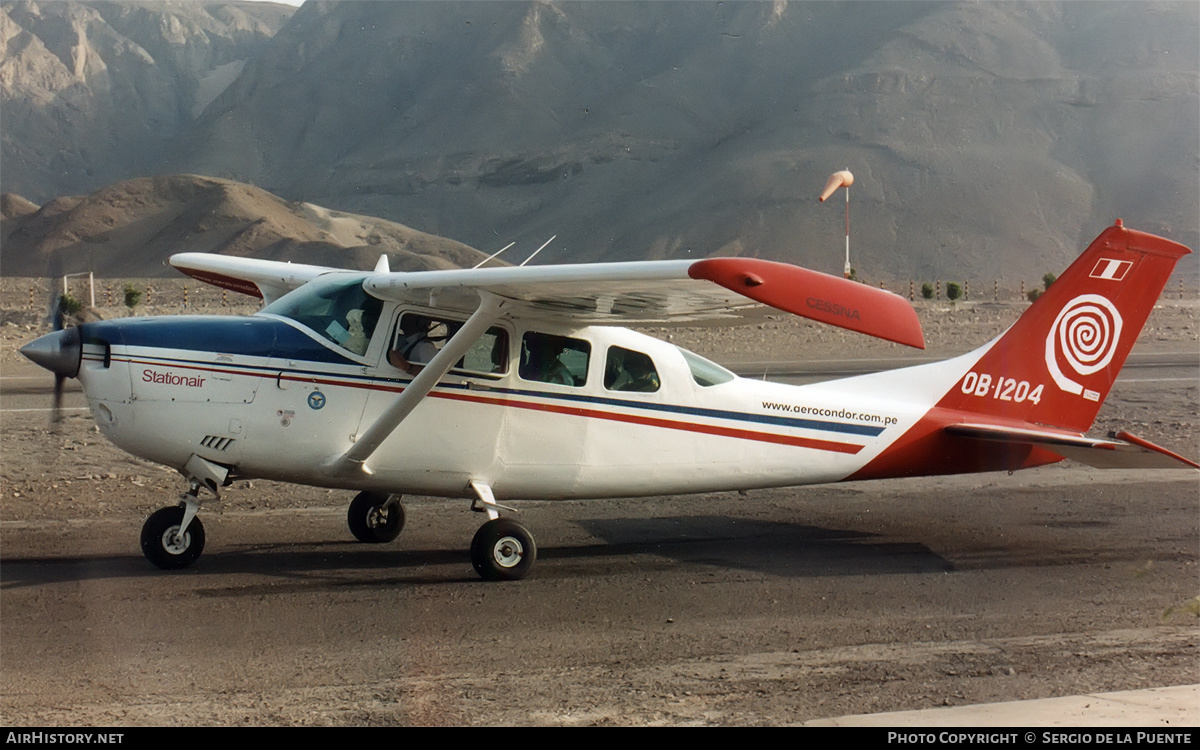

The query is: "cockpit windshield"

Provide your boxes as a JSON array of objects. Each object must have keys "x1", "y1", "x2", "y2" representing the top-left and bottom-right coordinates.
[{"x1": 261, "y1": 274, "x2": 383, "y2": 356}]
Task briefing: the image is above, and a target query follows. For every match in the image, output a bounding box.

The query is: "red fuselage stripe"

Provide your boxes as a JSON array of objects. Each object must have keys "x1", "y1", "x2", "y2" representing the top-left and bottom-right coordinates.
[
  {"x1": 437, "y1": 390, "x2": 864, "y2": 454},
  {"x1": 103, "y1": 354, "x2": 866, "y2": 456}
]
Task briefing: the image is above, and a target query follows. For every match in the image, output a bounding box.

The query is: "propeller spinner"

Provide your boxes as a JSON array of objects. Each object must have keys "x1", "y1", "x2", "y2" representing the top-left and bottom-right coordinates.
[{"x1": 21, "y1": 327, "x2": 83, "y2": 421}]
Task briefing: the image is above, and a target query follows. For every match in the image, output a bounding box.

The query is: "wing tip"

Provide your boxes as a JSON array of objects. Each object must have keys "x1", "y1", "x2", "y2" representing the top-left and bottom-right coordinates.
[
  {"x1": 690, "y1": 257, "x2": 926, "y2": 348},
  {"x1": 1111, "y1": 430, "x2": 1200, "y2": 469}
]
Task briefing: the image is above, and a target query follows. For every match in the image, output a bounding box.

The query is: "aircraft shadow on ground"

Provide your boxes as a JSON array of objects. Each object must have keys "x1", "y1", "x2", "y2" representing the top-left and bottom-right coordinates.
[
  {"x1": 568, "y1": 515, "x2": 952, "y2": 578},
  {"x1": 0, "y1": 515, "x2": 953, "y2": 590}
]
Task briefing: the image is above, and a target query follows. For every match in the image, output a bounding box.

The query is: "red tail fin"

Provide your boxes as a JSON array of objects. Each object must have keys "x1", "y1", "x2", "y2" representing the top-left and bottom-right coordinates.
[{"x1": 936, "y1": 221, "x2": 1191, "y2": 432}]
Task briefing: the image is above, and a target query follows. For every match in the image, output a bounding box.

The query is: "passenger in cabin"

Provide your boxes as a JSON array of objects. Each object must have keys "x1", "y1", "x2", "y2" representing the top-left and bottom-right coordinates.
[
  {"x1": 521, "y1": 332, "x2": 581, "y2": 386},
  {"x1": 604, "y1": 346, "x2": 661, "y2": 393},
  {"x1": 389, "y1": 315, "x2": 439, "y2": 375}
]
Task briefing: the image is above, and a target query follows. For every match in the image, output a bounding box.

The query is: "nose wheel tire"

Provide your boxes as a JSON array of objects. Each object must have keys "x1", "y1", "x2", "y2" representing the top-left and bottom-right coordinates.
[
  {"x1": 470, "y1": 518, "x2": 536, "y2": 581},
  {"x1": 347, "y1": 491, "x2": 405, "y2": 543},
  {"x1": 141, "y1": 506, "x2": 205, "y2": 570}
]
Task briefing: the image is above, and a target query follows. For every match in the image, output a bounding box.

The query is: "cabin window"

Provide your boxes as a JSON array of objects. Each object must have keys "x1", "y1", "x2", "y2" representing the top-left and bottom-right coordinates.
[
  {"x1": 520, "y1": 331, "x2": 590, "y2": 387},
  {"x1": 262, "y1": 274, "x2": 383, "y2": 356},
  {"x1": 679, "y1": 347, "x2": 735, "y2": 387},
  {"x1": 604, "y1": 346, "x2": 660, "y2": 393},
  {"x1": 390, "y1": 312, "x2": 509, "y2": 375}
]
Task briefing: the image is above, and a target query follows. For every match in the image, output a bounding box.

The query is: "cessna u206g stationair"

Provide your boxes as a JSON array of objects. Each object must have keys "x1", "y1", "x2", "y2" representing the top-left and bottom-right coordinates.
[{"x1": 21, "y1": 220, "x2": 1199, "y2": 579}]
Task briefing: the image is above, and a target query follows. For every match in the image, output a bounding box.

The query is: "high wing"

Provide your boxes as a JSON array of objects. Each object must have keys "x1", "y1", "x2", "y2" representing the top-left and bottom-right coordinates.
[
  {"x1": 172, "y1": 250, "x2": 925, "y2": 479},
  {"x1": 172, "y1": 252, "x2": 926, "y2": 348},
  {"x1": 363, "y1": 257, "x2": 925, "y2": 348},
  {"x1": 170, "y1": 253, "x2": 338, "y2": 305}
]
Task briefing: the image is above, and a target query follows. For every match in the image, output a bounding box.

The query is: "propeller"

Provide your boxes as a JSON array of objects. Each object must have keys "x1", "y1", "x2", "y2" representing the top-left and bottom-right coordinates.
[
  {"x1": 36, "y1": 250, "x2": 71, "y2": 423},
  {"x1": 50, "y1": 252, "x2": 65, "y2": 422}
]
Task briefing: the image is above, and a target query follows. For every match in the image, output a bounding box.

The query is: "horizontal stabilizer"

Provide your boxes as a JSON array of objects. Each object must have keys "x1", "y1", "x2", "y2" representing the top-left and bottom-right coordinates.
[{"x1": 945, "y1": 423, "x2": 1199, "y2": 470}]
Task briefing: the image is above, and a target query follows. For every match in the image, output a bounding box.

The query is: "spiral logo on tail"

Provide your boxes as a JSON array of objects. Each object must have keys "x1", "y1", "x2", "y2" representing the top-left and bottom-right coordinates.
[{"x1": 1045, "y1": 294, "x2": 1123, "y2": 398}]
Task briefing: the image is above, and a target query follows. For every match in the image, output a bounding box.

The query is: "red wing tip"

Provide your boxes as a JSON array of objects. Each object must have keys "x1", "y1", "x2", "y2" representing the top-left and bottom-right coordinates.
[
  {"x1": 691, "y1": 257, "x2": 927, "y2": 348},
  {"x1": 887, "y1": 327, "x2": 926, "y2": 350},
  {"x1": 1112, "y1": 431, "x2": 1200, "y2": 469}
]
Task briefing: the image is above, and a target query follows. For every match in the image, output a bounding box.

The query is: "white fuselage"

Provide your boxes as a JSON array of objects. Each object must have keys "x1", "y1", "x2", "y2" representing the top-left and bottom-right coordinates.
[{"x1": 76, "y1": 306, "x2": 982, "y2": 501}]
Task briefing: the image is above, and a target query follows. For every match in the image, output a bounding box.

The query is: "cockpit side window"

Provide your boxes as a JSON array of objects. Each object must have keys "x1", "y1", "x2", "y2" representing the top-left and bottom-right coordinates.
[
  {"x1": 604, "y1": 346, "x2": 660, "y2": 393},
  {"x1": 389, "y1": 312, "x2": 509, "y2": 376},
  {"x1": 262, "y1": 275, "x2": 383, "y2": 356},
  {"x1": 520, "y1": 331, "x2": 590, "y2": 387}
]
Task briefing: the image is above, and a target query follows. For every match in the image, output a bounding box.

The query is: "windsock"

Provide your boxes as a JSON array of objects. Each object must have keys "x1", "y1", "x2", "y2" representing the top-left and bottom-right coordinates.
[{"x1": 818, "y1": 170, "x2": 854, "y2": 202}]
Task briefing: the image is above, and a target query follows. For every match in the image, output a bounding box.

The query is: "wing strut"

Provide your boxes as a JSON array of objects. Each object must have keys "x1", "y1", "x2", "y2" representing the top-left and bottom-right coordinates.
[{"x1": 323, "y1": 293, "x2": 507, "y2": 476}]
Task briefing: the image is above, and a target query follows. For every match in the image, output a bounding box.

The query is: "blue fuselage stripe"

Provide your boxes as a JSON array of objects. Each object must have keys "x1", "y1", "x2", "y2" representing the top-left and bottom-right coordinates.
[{"x1": 88, "y1": 316, "x2": 882, "y2": 439}]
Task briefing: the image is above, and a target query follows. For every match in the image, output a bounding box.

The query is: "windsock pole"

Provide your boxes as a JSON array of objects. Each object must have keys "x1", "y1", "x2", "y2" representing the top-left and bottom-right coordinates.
[
  {"x1": 818, "y1": 169, "x2": 855, "y2": 278},
  {"x1": 842, "y1": 180, "x2": 851, "y2": 278}
]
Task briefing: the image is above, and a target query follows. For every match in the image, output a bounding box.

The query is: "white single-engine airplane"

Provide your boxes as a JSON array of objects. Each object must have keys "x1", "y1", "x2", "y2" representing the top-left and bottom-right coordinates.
[{"x1": 21, "y1": 219, "x2": 1198, "y2": 579}]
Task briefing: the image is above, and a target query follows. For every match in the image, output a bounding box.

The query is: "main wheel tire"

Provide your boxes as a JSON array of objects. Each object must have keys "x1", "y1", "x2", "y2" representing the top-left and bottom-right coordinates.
[
  {"x1": 140, "y1": 506, "x2": 205, "y2": 570},
  {"x1": 347, "y1": 491, "x2": 405, "y2": 543},
  {"x1": 470, "y1": 518, "x2": 536, "y2": 581}
]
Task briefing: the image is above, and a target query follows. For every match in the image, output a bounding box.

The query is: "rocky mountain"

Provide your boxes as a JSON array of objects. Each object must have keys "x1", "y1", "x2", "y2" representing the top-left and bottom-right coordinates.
[
  {"x1": 2, "y1": 1, "x2": 1197, "y2": 282},
  {"x1": 0, "y1": 174, "x2": 489, "y2": 277},
  {"x1": 1, "y1": 1, "x2": 294, "y2": 201}
]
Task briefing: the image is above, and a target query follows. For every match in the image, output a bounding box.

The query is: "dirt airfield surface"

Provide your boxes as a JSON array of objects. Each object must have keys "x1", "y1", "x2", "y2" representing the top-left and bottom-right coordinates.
[{"x1": 1, "y1": 281, "x2": 1197, "y2": 726}]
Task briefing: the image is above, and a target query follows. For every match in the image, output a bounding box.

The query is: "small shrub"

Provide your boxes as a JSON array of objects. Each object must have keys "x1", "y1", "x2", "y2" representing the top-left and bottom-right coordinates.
[
  {"x1": 1027, "y1": 288, "x2": 1042, "y2": 302},
  {"x1": 58, "y1": 293, "x2": 83, "y2": 317},
  {"x1": 123, "y1": 284, "x2": 142, "y2": 309},
  {"x1": 921, "y1": 282, "x2": 934, "y2": 300},
  {"x1": 1042, "y1": 272, "x2": 1057, "y2": 291},
  {"x1": 945, "y1": 282, "x2": 963, "y2": 302}
]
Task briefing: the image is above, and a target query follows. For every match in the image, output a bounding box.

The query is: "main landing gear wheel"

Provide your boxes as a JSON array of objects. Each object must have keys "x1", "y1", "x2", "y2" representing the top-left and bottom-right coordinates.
[
  {"x1": 347, "y1": 491, "x2": 405, "y2": 543},
  {"x1": 470, "y1": 518, "x2": 536, "y2": 581},
  {"x1": 141, "y1": 505, "x2": 205, "y2": 570}
]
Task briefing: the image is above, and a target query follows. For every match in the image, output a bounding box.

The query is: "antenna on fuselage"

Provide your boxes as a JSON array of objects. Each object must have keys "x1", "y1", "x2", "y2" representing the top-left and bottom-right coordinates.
[
  {"x1": 472, "y1": 241, "x2": 516, "y2": 269},
  {"x1": 519, "y1": 235, "x2": 556, "y2": 267}
]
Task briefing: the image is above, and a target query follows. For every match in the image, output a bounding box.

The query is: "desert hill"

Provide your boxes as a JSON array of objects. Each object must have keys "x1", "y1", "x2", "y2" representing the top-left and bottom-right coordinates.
[
  {"x1": 2, "y1": 1, "x2": 1197, "y2": 281},
  {"x1": 0, "y1": 0, "x2": 294, "y2": 202},
  {"x1": 0, "y1": 175, "x2": 490, "y2": 277}
]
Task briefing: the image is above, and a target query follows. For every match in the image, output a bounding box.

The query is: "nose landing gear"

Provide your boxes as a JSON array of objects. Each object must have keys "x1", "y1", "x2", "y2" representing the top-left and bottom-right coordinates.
[
  {"x1": 141, "y1": 490, "x2": 205, "y2": 570},
  {"x1": 141, "y1": 455, "x2": 226, "y2": 570}
]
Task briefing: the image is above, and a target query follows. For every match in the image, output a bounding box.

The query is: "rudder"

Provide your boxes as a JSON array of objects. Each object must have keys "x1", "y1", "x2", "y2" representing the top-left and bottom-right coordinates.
[{"x1": 935, "y1": 220, "x2": 1191, "y2": 433}]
